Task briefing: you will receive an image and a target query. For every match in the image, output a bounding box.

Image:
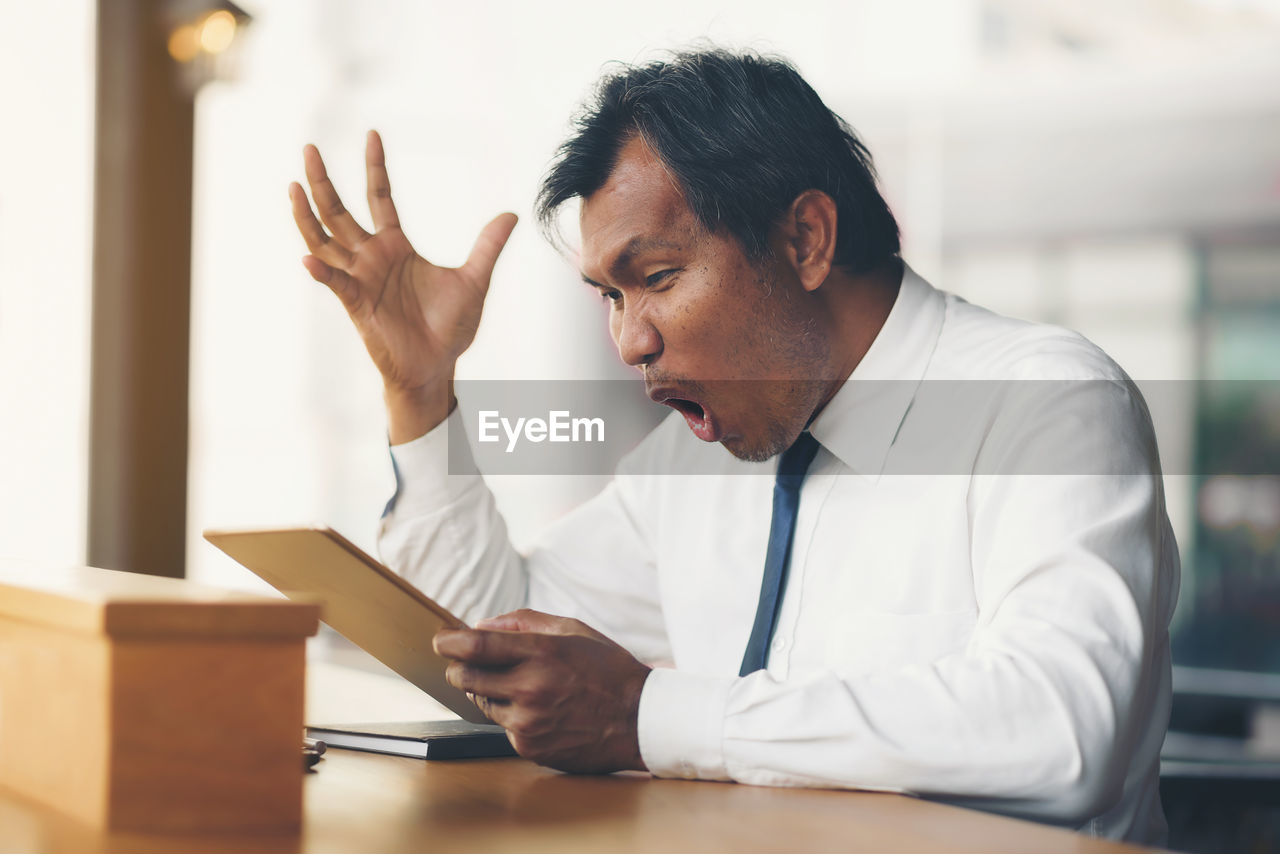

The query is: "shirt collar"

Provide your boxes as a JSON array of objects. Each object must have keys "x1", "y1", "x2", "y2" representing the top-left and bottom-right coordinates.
[{"x1": 808, "y1": 262, "x2": 946, "y2": 478}]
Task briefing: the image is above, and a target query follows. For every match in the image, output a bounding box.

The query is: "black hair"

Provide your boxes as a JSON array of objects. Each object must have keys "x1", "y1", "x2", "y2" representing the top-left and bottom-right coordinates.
[{"x1": 536, "y1": 47, "x2": 900, "y2": 272}]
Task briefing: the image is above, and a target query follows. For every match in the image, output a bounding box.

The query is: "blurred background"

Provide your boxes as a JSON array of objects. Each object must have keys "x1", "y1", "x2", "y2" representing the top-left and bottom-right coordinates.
[{"x1": 1, "y1": 0, "x2": 1278, "y2": 849}]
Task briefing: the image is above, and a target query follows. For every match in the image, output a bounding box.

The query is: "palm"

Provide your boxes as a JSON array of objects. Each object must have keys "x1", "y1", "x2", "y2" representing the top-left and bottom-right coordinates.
[
  {"x1": 289, "y1": 131, "x2": 517, "y2": 392},
  {"x1": 340, "y1": 228, "x2": 486, "y2": 391}
]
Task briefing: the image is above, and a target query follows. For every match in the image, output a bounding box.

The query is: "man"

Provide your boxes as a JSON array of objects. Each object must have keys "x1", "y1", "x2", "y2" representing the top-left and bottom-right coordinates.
[{"x1": 289, "y1": 49, "x2": 1179, "y2": 843}]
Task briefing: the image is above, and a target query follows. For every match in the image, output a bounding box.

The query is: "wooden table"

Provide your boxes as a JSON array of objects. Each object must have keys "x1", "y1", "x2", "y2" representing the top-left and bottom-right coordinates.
[
  {"x1": 0, "y1": 744, "x2": 1162, "y2": 854},
  {"x1": 0, "y1": 656, "x2": 1166, "y2": 853}
]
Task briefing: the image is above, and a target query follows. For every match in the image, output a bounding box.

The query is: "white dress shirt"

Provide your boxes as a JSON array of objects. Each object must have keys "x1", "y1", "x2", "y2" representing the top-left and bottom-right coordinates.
[{"x1": 378, "y1": 265, "x2": 1180, "y2": 845}]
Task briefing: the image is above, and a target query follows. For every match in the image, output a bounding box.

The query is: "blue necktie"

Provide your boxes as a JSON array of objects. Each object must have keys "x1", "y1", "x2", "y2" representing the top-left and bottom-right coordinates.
[{"x1": 739, "y1": 431, "x2": 822, "y2": 676}]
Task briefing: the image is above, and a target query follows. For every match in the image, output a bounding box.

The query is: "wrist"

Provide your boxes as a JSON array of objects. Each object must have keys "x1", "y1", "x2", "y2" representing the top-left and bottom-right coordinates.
[{"x1": 384, "y1": 375, "x2": 455, "y2": 445}]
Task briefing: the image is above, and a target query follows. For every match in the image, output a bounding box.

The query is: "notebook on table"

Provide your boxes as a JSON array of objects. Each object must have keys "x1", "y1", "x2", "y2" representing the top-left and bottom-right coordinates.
[{"x1": 306, "y1": 720, "x2": 517, "y2": 760}]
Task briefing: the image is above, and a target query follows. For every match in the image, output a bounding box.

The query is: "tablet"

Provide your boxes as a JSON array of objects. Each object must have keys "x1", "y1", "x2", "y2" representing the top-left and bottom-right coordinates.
[{"x1": 203, "y1": 525, "x2": 490, "y2": 725}]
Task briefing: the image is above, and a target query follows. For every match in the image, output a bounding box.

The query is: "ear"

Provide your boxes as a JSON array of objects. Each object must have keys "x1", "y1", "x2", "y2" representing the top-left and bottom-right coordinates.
[{"x1": 774, "y1": 190, "x2": 838, "y2": 292}]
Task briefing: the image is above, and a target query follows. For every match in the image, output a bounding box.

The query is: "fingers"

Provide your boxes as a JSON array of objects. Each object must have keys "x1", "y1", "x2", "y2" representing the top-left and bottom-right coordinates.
[
  {"x1": 473, "y1": 694, "x2": 529, "y2": 743},
  {"x1": 447, "y1": 661, "x2": 518, "y2": 702},
  {"x1": 469, "y1": 693, "x2": 512, "y2": 726},
  {"x1": 365, "y1": 130, "x2": 401, "y2": 232},
  {"x1": 300, "y1": 255, "x2": 359, "y2": 308},
  {"x1": 290, "y1": 182, "x2": 354, "y2": 269},
  {"x1": 434, "y1": 628, "x2": 543, "y2": 667},
  {"x1": 463, "y1": 212, "x2": 519, "y2": 288},
  {"x1": 303, "y1": 143, "x2": 371, "y2": 249}
]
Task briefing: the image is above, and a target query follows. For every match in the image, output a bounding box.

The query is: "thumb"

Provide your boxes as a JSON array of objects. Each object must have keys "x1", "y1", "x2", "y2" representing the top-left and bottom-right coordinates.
[
  {"x1": 476, "y1": 608, "x2": 569, "y2": 634},
  {"x1": 477, "y1": 609, "x2": 610, "y2": 641},
  {"x1": 463, "y1": 212, "x2": 518, "y2": 287}
]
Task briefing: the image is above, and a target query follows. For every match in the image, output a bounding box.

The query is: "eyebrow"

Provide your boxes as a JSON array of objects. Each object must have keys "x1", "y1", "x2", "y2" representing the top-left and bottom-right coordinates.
[{"x1": 581, "y1": 236, "x2": 683, "y2": 288}]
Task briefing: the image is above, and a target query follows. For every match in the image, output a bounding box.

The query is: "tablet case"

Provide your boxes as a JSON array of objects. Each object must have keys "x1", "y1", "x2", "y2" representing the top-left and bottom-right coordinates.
[{"x1": 203, "y1": 525, "x2": 491, "y2": 725}]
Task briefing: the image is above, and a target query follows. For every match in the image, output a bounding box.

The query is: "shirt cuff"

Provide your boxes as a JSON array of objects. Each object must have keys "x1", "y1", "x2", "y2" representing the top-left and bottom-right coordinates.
[
  {"x1": 637, "y1": 668, "x2": 734, "y2": 781},
  {"x1": 383, "y1": 405, "x2": 484, "y2": 518}
]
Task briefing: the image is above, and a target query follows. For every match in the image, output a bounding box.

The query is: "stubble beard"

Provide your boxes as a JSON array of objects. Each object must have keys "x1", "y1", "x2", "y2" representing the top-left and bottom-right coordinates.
[{"x1": 723, "y1": 265, "x2": 832, "y2": 463}]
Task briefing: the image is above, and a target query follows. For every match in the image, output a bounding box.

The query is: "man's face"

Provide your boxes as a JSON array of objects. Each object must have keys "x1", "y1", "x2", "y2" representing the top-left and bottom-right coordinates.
[{"x1": 579, "y1": 137, "x2": 831, "y2": 462}]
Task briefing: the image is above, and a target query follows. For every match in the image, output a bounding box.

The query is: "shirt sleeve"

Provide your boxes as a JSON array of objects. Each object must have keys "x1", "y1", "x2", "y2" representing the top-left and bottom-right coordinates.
[
  {"x1": 377, "y1": 405, "x2": 672, "y2": 664},
  {"x1": 637, "y1": 378, "x2": 1179, "y2": 825}
]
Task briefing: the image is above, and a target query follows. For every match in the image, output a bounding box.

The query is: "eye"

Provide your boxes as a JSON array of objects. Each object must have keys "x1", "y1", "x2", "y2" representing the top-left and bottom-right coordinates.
[
  {"x1": 645, "y1": 269, "x2": 680, "y2": 287},
  {"x1": 600, "y1": 289, "x2": 623, "y2": 306}
]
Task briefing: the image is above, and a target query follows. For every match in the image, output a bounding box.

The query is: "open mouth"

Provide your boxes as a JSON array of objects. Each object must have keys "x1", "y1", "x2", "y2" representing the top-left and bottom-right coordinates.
[
  {"x1": 665, "y1": 397, "x2": 704, "y2": 421},
  {"x1": 651, "y1": 392, "x2": 721, "y2": 442}
]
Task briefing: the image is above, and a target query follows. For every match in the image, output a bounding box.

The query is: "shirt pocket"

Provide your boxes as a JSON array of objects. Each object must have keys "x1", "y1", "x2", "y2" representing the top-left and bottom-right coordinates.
[{"x1": 823, "y1": 609, "x2": 978, "y2": 678}]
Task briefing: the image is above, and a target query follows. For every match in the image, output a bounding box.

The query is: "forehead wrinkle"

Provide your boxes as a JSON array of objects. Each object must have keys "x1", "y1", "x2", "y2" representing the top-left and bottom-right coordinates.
[{"x1": 579, "y1": 136, "x2": 696, "y2": 282}]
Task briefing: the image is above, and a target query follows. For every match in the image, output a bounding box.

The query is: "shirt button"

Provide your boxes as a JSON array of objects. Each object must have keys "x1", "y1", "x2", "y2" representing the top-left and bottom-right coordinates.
[{"x1": 772, "y1": 636, "x2": 787, "y2": 652}]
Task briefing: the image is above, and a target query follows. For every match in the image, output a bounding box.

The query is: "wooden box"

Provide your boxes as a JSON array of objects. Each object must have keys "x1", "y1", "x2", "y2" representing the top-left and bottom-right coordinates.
[{"x1": 0, "y1": 562, "x2": 319, "y2": 833}]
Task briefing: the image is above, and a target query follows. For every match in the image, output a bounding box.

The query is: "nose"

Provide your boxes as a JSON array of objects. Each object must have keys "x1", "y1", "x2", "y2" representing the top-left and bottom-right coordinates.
[{"x1": 614, "y1": 305, "x2": 662, "y2": 368}]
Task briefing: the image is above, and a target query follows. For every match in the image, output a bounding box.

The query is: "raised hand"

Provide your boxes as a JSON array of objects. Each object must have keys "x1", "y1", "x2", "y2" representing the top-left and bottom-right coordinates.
[{"x1": 289, "y1": 130, "x2": 517, "y2": 441}]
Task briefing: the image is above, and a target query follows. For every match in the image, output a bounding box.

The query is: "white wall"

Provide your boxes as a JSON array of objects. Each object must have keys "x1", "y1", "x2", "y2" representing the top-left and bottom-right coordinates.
[{"x1": 0, "y1": 0, "x2": 94, "y2": 568}]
